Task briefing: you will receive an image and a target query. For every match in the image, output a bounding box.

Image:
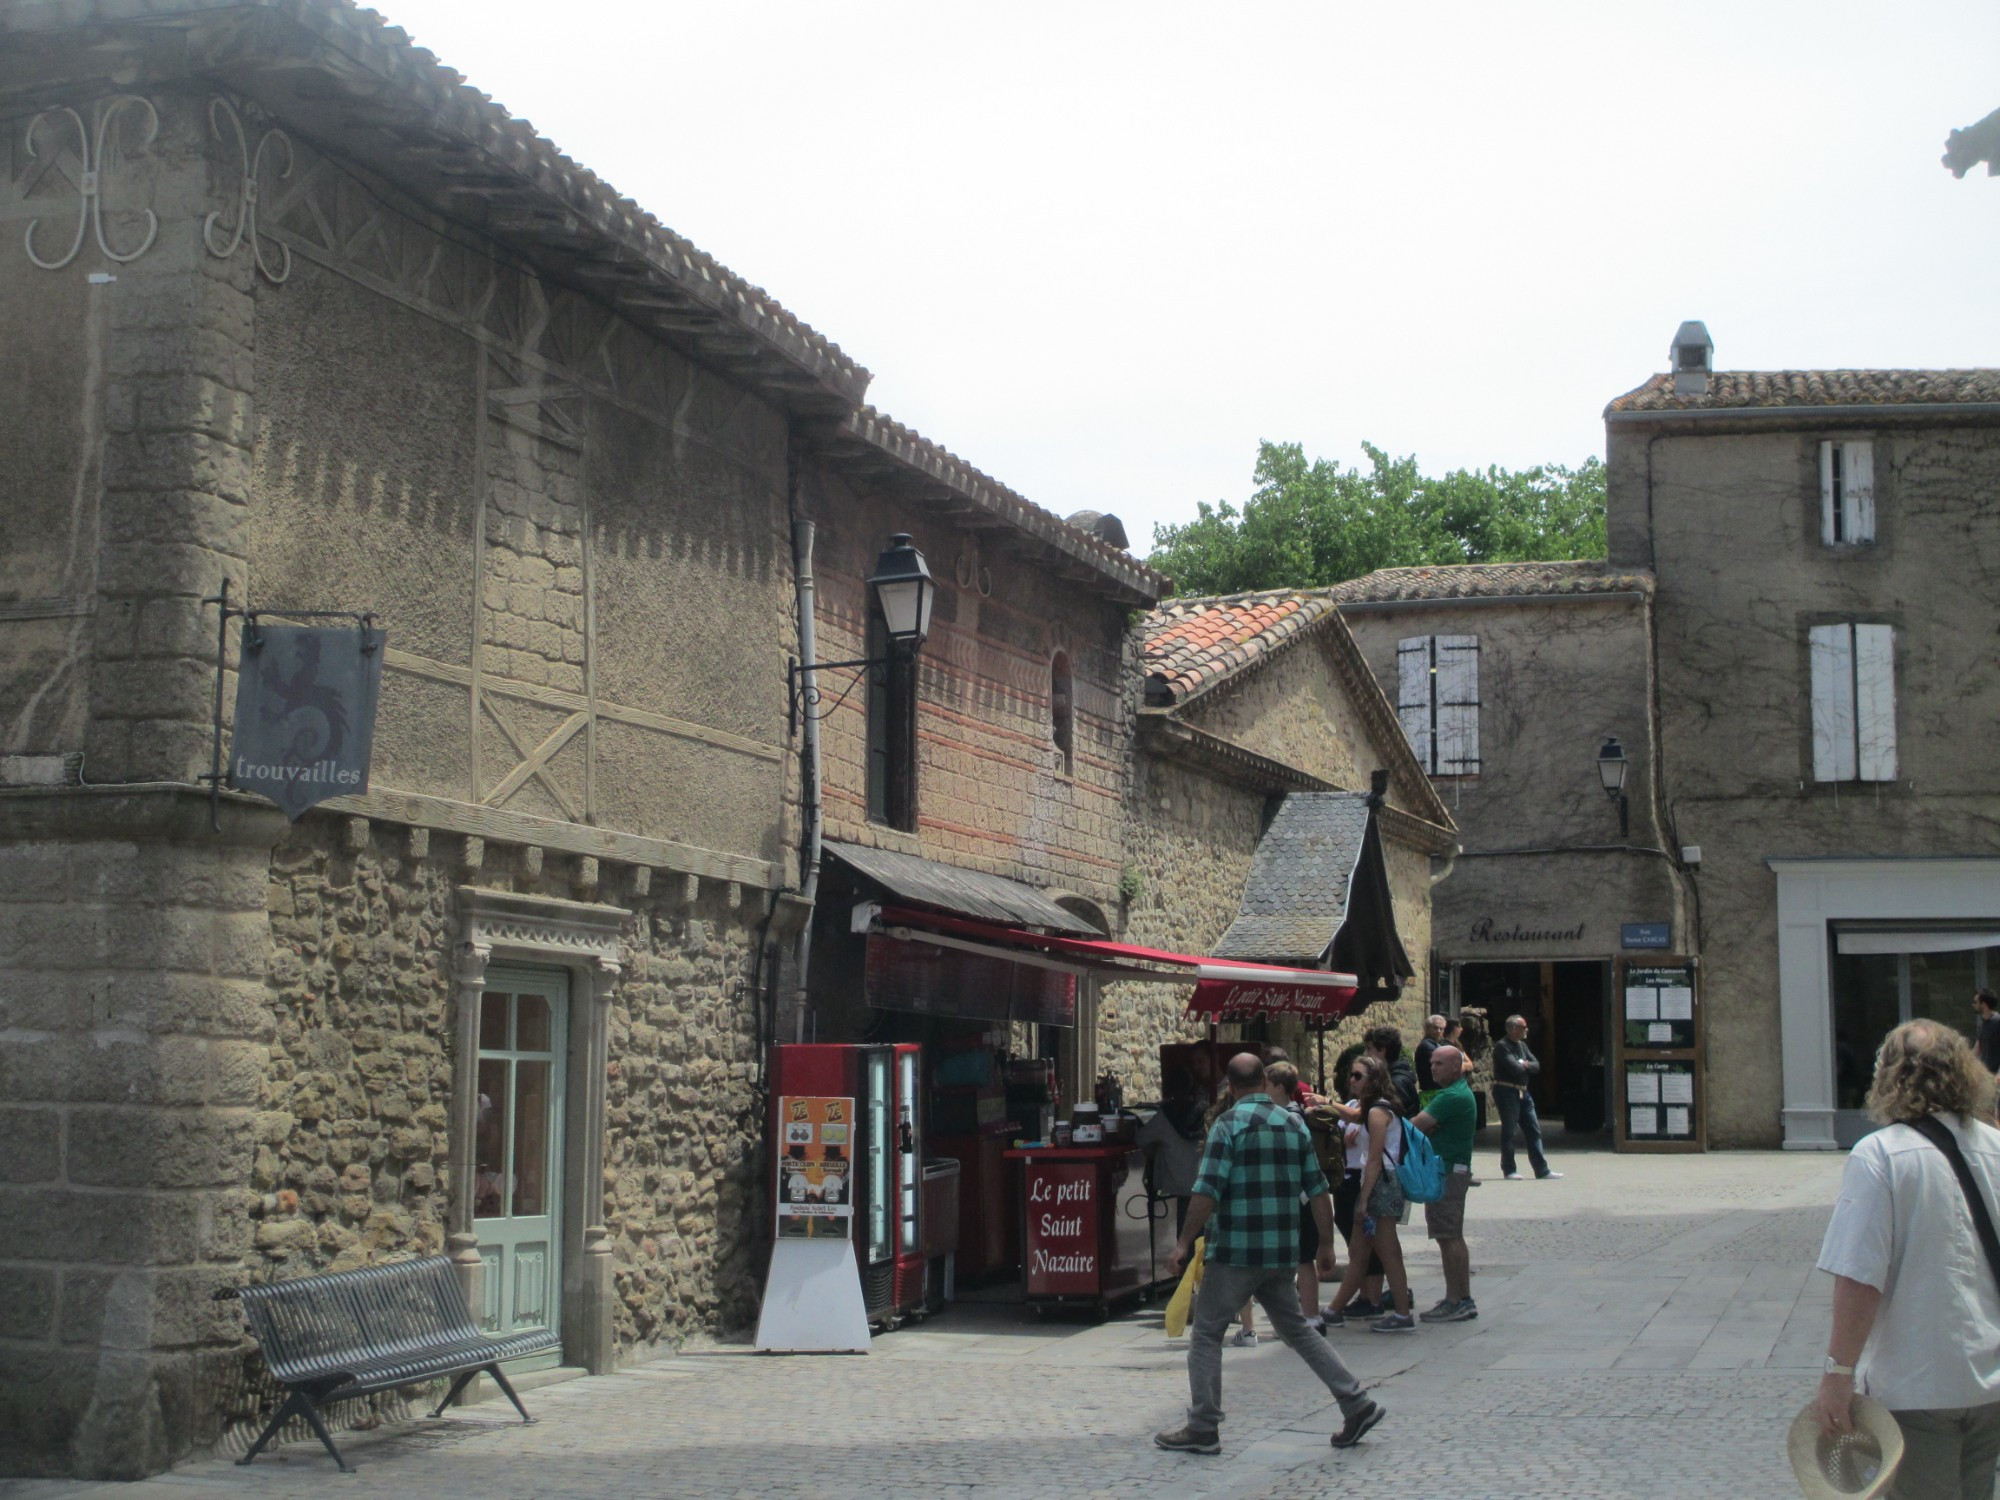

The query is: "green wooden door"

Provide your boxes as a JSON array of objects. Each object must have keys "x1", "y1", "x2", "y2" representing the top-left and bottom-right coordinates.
[{"x1": 474, "y1": 967, "x2": 567, "y2": 1367}]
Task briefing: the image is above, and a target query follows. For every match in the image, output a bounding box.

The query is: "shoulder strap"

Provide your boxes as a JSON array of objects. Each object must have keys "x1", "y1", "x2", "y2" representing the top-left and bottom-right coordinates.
[{"x1": 1908, "y1": 1116, "x2": 2000, "y2": 1289}]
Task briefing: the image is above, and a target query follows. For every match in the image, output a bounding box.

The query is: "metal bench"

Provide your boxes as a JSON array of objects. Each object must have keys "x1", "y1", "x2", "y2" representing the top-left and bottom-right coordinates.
[{"x1": 219, "y1": 1254, "x2": 561, "y2": 1473}]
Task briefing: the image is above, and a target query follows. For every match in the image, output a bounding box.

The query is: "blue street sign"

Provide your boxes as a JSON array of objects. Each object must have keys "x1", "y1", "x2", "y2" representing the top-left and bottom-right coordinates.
[{"x1": 1621, "y1": 922, "x2": 1672, "y2": 950}]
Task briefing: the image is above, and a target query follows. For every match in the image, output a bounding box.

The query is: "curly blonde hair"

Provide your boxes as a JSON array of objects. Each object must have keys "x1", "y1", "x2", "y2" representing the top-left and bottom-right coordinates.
[{"x1": 1866, "y1": 1020, "x2": 1998, "y2": 1125}]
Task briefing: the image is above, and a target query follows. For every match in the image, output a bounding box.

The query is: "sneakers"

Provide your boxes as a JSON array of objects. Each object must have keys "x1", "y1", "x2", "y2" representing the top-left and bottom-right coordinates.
[
  {"x1": 1154, "y1": 1424, "x2": 1220, "y2": 1455},
  {"x1": 1343, "y1": 1297, "x2": 1382, "y2": 1318},
  {"x1": 1321, "y1": 1308, "x2": 1346, "y2": 1327},
  {"x1": 1307, "y1": 1317, "x2": 1326, "y2": 1334},
  {"x1": 1537, "y1": 1171, "x2": 1565, "y2": 1180},
  {"x1": 1330, "y1": 1398, "x2": 1386, "y2": 1448},
  {"x1": 1420, "y1": 1298, "x2": 1478, "y2": 1323},
  {"x1": 1503, "y1": 1171, "x2": 1524, "y2": 1180},
  {"x1": 1370, "y1": 1311, "x2": 1416, "y2": 1333},
  {"x1": 1229, "y1": 1327, "x2": 1258, "y2": 1347}
]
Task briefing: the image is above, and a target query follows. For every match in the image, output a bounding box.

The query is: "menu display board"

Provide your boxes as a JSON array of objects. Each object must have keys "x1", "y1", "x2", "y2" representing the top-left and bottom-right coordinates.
[
  {"x1": 1624, "y1": 1062, "x2": 1697, "y2": 1141},
  {"x1": 775, "y1": 1095, "x2": 855, "y2": 1238},
  {"x1": 1623, "y1": 964, "x2": 1698, "y2": 1049}
]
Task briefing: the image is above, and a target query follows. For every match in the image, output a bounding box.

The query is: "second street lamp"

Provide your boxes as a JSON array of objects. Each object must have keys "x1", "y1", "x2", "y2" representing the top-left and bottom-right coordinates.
[{"x1": 1598, "y1": 735, "x2": 1629, "y2": 840}]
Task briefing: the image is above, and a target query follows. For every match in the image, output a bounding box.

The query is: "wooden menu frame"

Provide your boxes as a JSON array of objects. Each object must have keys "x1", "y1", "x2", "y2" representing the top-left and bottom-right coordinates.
[{"x1": 1612, "y1": 956, "x2": 1706, "y2": 1152}]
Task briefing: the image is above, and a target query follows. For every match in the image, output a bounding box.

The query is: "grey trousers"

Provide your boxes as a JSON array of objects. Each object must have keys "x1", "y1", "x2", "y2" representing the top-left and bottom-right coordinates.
[
  {"x1": 1186, "y1": 1258, "x2": 1367, "y2": 1433},
  {"x1": 1886, "y1": 1401, "x2": 2000, "y2": 1500}
]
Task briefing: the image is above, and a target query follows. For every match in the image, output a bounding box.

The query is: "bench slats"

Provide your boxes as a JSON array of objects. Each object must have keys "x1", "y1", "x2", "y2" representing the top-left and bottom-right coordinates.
[{"x1": 229, "y1": 1254, "x2": 560, "y2": 1472}]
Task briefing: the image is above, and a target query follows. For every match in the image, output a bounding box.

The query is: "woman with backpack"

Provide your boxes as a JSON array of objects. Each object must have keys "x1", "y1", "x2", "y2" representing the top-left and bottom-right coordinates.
[{"x1": 1319, "y1": 1054, "x2": 1417, "y2": 1333}]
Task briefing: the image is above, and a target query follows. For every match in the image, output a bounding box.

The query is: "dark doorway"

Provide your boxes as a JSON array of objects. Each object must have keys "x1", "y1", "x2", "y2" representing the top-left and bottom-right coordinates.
[{"x1": 1456, "y1": 959, "x2": 1608, "y2": 1130}]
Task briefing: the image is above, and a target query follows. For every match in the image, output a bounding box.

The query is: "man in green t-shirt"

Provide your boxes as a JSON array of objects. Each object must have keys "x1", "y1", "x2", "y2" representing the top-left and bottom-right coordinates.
[{"x1": 1411, "y1": 1046, "x2": 1477, "y2": 1323}]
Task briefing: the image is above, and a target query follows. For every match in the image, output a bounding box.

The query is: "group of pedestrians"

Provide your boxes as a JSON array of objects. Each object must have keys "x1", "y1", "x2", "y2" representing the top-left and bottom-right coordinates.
[{"x1": 1153, "y1": 1020, "x2": 1494, "y2": 1456}]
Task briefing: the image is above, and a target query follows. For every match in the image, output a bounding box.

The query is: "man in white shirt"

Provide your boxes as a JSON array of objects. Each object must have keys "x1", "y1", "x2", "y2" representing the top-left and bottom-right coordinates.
[{"x1": 1815, "y1": 1020, "x2": 2000, "y2": 1499}]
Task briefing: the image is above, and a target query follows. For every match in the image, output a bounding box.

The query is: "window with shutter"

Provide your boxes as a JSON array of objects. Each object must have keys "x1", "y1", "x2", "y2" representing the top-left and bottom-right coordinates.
[
  {"x1": 1434, "y1": 635, "x2": 1481, "y2": 774},
  {"x1": 1853, "y1": 623, "x2": 1897, "y2": 781},
  {"x1": 1819, "y1": 440, "x2": 1876, "y2": 546},
  {"x1": 1395, "y1": 635, "x2": 1480, "y2": 775},
  {"x1": 1809, "y1": 622, "x2": 1896, "y2": 783},
  {"x1": 1397, "y1": 637, "x2": 1433, "y2": 772}
]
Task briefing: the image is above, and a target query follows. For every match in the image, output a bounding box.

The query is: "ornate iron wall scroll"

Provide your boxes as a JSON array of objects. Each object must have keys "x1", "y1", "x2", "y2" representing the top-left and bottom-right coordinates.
[
  {"x1": 202, "y1": 97, "x2": 293, "y2": 284},
  {"x1": 22, "y1": 95, "x2": 159, "y2": 270}
]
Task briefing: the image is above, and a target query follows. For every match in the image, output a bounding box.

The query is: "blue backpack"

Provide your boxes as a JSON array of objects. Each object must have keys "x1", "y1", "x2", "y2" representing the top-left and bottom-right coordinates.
[{"x1": 1395, "y1": 1116, "x2": 1445, "y2": 1204}]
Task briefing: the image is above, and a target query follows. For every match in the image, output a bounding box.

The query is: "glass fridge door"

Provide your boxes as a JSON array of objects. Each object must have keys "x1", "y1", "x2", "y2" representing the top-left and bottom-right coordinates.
[
  {"x1": 898, "y1": 1048, "x2": 920, "y2": 1256},
  {"x1": 865, "y1": 1049, "x2": 892, "y2": 1266}
]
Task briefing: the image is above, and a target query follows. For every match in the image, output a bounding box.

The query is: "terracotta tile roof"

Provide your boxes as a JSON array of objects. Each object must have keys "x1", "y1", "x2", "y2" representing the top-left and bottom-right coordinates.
[
  {"x1": 1141, "y1": 591, "x2": 1338, "y2": 702},
  {"x1": 1608, "y1": 370, "x2": 2000, "y2": 415},
  {"x1": 1324, "y1": 560, "x2": 1653, "y2": 605},
  {"x1": 839, "y1": 409, "x2": 1168, "y2": 604}
]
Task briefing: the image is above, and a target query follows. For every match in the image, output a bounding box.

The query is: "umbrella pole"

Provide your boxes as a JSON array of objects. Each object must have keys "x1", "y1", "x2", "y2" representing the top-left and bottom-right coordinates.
[{"x1": 1316, "y1": 1028, "x2": 1325, "y2": 1095}]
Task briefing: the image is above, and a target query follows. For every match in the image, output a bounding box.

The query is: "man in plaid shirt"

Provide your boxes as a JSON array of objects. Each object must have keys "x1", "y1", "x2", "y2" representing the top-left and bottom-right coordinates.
[{"x1": 1156, "y1": 1053, "x2": 1385, "y2": 1455}]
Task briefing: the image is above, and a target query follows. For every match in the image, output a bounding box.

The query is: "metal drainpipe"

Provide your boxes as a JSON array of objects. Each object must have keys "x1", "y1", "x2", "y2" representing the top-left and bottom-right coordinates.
[{"x1": 790, "y1": 516, "x2": 824, "y2": 1043}]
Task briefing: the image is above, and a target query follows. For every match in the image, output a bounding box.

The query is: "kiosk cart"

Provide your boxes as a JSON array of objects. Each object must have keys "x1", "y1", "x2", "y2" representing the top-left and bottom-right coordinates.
[{"x1": 1004, "y1": 1142, "x2": 1171, "y2": 1315}]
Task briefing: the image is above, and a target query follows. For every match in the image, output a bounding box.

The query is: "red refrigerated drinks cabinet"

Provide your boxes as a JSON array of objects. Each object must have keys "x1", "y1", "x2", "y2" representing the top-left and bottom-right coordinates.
[{"x1": 767, "y1": 1043, "x2": 926, "y2": 1324}]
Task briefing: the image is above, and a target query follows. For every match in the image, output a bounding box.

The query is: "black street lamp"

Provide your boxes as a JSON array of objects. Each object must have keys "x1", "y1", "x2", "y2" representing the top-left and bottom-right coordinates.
[
  {"x1": 788, "y1": 533, "x2": 935, "y2": 733},
  {"x1": 1597, "y1": 735, "x2": 1629, "y2": 840}
]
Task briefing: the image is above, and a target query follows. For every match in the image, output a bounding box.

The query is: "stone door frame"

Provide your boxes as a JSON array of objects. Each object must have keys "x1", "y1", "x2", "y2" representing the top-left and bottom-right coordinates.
[{"x1": 452, "y1": 886, "x2": 628, "y2": 1373}]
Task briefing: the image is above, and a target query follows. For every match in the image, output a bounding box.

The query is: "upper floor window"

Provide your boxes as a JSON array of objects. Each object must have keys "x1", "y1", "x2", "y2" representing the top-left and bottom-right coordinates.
[
  {"x1": 865, "y1": 609, "x2": 918, "y2": 830},
  {"x1": 1820, "y1": 440, "x2": 1876, "y2": 546},
  {"x1": 1396, "y1": 634, "x2": 1481, "y2": 775},
  {"x1": 1809, "y1": 622, "x2": 1897, "y2": 782},
  {"x1": 1050, "y1": 651, "x2": 1074, "y2": 776}
]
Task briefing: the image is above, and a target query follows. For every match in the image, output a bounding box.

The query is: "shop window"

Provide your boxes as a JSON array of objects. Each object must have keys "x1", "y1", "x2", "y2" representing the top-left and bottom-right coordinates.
[
  {"x1": 1819, "y1": 440, "x2": 1876, "y2": 546},
  {"x1": 865, "y1": 609, "x2": 918, "y2": 831},
  {"x1": 1396, "y1": 635, "x2": 1480, "y2": 775},
  {"x1": 1831, "y1": 933, "x2": 1998, "y2": 1110},
  {"x1": 1809, "y1": 623, "x2": 1896, "y2": 782},
  {"x1": 1050, "y1": 651, "x2": 1074, "y2": 776}
]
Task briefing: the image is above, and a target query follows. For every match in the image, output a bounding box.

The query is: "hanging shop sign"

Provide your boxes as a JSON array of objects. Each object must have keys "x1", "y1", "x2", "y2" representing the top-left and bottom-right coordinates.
[{"x1": 224, "y1": 615, "x2": 383, "y2": 820}]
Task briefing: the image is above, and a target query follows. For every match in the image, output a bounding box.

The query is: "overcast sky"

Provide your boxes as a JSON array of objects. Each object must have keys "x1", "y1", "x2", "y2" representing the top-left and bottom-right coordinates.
[{"x1": 383, "y1": 1, "x2": 2000, "y2": 550}]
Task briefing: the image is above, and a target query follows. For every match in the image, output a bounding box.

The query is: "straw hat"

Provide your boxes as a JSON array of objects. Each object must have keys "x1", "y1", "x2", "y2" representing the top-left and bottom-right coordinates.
[{"x1": 1788, "y1": 1395, "x2": 1903, "y2": 1500}]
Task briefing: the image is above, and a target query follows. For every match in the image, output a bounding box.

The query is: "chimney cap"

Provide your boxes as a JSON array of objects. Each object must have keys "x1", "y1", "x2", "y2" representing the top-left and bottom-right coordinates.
[{"x1": 1670, "y1": 320, "x2": 1713, "y2": 395}]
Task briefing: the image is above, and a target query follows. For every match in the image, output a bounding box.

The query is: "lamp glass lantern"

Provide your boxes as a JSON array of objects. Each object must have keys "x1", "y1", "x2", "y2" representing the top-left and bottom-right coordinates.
[
  {"x1": 868, "y1": 533, "x2": 935, "y2": 650},
  {"x1": 1597, "y1": 736, "x2": 1628, "y2": 796}
]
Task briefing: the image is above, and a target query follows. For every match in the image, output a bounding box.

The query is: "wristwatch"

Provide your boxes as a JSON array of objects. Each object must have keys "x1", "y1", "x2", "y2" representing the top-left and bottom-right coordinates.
[{"x1": 1823, "y1": 1357, "x2": 1855, "y2": 1377}]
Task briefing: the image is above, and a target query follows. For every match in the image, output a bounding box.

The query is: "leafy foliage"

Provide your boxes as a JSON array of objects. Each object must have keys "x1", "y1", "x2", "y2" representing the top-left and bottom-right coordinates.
[{"x1": 1148, "y1": 441, "x2": 1606, "y2": 597}]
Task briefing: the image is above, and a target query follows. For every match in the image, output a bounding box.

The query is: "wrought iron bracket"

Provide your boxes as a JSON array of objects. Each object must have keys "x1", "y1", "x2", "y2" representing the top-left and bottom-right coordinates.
[{"x1": 786, "y1": 652, "x2": 902, "y2": 738}]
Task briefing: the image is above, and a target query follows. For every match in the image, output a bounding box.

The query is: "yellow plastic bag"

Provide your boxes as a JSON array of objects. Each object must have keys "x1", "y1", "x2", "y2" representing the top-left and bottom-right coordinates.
[{"x1": 1163, "y1": 1235, "x2": 1205, "y2": 1338}]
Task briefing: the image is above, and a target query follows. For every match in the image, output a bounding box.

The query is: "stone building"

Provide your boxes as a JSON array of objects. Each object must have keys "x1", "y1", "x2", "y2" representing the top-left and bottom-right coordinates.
[
  {"x1": 1605, "y1": 329, "x2": 2000, "y2": 1150},
  {"x1": 1332, "y1": 561, "x2": 1680, "y2": 1134},
  {"x1": 1103, "y1": 592, "x2": 1458, "y2": 1097},
  {"x1": 0, "y1": 0, "x2": 1166, "y2": 1478}
]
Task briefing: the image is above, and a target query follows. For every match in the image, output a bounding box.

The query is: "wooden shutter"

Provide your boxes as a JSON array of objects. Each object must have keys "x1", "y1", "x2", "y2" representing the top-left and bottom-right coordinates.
[
  {"x1": 1853, "y1": 623, "x2": 1897, "y2": 782},
  {"x1": 1809, "y1": 624, "x2": 1856, "y2": 782},
  {"x1": 1397, "y1": 637, "x2": 1434, "y2": 772},
  {"x1": 1845, "y1": 441, "x2": 1876, "y2": 543},
  {"x1": 1819, "y1": 441, "x2": 1838, "y2": 545},
  {"x1": 1434, "y1": 635, "x2": 1481, "y2": 774}
]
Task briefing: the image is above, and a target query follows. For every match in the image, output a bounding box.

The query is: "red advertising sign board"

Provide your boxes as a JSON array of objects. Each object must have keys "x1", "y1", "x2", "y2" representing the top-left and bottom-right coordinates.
[{"x1": 1022, "y1": 1161, "x2": 1099, "y2": 1297}]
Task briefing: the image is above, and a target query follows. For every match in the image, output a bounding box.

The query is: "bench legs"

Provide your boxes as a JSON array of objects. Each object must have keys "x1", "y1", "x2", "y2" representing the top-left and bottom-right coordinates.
[
  {"x1": 428, "y1": 1364, "x2": 535, "y2": 1424},
  {"x1": 237, "y1": 1388, "x2": 356, "y2": 1475}
]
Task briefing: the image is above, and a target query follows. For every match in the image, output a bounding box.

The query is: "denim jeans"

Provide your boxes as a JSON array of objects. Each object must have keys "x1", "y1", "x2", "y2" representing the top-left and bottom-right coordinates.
[
  {"x1": 1495, "y1": 1085, "x2": 1550, "y2": 1178},
  {"x1": 1186, "y1": 1257, "x2": 1367, "y2": 1434}
]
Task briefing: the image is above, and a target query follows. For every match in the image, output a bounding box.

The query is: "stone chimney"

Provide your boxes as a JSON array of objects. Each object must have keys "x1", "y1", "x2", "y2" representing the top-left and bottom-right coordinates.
[{"x1": 1671, "y1": 320, "x2": 1714, "y2": 397}]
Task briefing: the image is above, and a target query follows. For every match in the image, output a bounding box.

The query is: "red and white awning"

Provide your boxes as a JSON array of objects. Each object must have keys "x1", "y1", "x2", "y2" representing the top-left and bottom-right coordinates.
[{"x1": 871, "y1": 906, "x2": 1360, "y2": 1021}]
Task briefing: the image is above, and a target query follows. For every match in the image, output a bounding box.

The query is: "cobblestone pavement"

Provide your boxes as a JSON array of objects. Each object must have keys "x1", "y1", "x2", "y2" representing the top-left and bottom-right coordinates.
[{"x1": 4, "y1": 1144, "x2": 1852, "y2": 1500}]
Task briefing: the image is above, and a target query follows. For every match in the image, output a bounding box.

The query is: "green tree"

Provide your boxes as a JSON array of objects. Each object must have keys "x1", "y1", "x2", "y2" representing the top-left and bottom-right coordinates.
[{"x1": 1148, "y1": 440, "x2": 1606, "y2": 597}]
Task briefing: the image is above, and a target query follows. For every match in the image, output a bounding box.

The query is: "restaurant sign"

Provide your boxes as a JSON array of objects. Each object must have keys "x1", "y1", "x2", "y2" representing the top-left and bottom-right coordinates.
[{"x1": 227, "y1": 623, "x2": 383, "y2": 820}]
